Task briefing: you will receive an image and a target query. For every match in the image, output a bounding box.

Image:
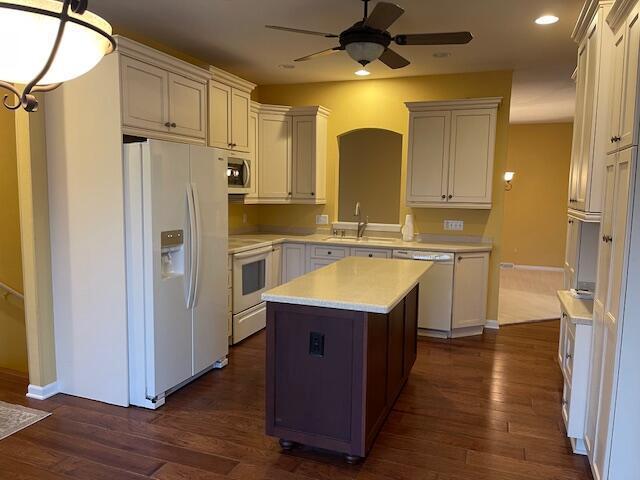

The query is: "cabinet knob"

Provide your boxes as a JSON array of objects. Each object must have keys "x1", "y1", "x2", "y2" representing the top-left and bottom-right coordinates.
[
  {"x1": 448, "y1": 195, "x2": 453, "y2": 199},
  {"x1": 328, "y1": 251, "x2": 332, "y2": 255},
  {"x1": 611, "y1": 136, "x2": 616, "y2": 143},
  {"x1": 288, "y1": 192, "x2": 292, "y2": 196},
  {"x1": 171, "y1": 122, "x2": 177, "y2": 128},
  {"x1": 566, "y1": 353, "x2": 573, "y2": 359},
  {"x1": 368, "y1": 254, "x2": 373, "y2": 258},
  {"x1": 311, "y1": 192, "x2": 315, "y2": 196},
  {"x1": 441, "y1": 195, "x2": 446, "y2": 199},
  {"x1": 164, "y1": 122, "x2": 171, "y2": 127},
  {"x1": 457, "y1": 256, "x2": 462, "y2": 262}
]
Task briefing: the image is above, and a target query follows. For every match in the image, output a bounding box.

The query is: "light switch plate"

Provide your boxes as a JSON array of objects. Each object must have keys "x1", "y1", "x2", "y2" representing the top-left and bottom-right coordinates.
[
  {"x1": 316, "y1": 215, "x2": 329, "y2": 225},
  {"x1": 444, "y1": 220, "x2": 464, "y2": 231}
]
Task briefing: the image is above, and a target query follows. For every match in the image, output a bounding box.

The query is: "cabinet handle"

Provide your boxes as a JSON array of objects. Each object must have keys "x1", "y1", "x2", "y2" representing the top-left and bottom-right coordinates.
[
  {"x1": 606, "y1": 235, "x2": 613, "y2": 243},
  {"x1": 566, "y1": 353, "x2": 573, "y2": 359},
  {"x1": 568, "y1": 219, "x2": 573, "y2": 224},
  {"x1": 611, "y1": 136, "x2": 616, "y2": 143},
  {"x1": 615, "y1": 136, "x2": 621, "y2": 142}
]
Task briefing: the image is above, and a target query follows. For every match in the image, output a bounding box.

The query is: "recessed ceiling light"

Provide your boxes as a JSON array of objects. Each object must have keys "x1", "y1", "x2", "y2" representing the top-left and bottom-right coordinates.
[
  {"x1": 535, "y1": 15, "x2": 559, "y2": 25},
  {"x1": 355, "y1": 68, "x2": 371, "y2": 77},
  {"x1": 433, "y1": 52, "x2": 451, "y2": 58},
  {"x1": 278, "y1": 64, "x2": 295, "y2": 69}
]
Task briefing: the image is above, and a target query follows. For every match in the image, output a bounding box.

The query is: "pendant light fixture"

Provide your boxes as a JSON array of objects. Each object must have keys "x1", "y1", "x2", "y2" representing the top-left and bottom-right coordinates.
[{"x1": 0, "y1": 0, "x2": 115, "y2": 112}]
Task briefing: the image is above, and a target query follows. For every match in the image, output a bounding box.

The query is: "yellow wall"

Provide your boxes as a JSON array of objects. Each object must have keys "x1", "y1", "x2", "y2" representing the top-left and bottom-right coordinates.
[
  {"x1": 0, "y1": 106, "x2": 28, "y2": 373},
  {"x1": 502, "y1": 123, "x2": 573, "y2": 267},
  {"x1": 255, "y1": 71, "x2": 513, "y2": 320},
  {"x1": 229, "y1": 201, "x2": 260, "y2": 233}
]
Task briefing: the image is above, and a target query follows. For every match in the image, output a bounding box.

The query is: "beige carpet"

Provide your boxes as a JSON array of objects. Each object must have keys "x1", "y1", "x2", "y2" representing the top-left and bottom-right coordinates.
[
  {"x1": 498, "y1": 267, "x2": 563, "y2": 325},
  {"x1": 0, "y1": 400, "x2": 50, "y2": 440}
]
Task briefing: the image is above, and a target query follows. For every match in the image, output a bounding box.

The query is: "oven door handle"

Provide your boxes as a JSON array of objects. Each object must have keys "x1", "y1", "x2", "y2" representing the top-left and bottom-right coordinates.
[
  {"x1": 233, "y1": 245, "x2": 273, "y2": 260},
  {"x1": 243, "y1": 159, "x2": 251, "y2": 189}
]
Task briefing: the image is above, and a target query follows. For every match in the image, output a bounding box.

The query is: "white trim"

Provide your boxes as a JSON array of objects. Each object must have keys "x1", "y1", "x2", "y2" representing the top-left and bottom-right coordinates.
[
  {"x1": 568, "y1": 208, "x2": 601, "y2": 223},
  {"x1": 0, "y1": 282, "x2": 23, "y2": 300},
  {"x1": 115, "y1": 36, "x2": 211, "y2": 83},
  {"x1": 209, "y1": 65, "x2": 256, "y2": 92},
  {"x1": 607, "y1": 0, "x2": 637, "y2": 31},
  {"x1": 509, "y1": 264, "x2": 564, "y2": 272},
  {"x1": 572, "y1": 1, "x2": 613, "y2": 42},
  {"x1": 289, "y1": 105, "x2": 331, "y2": 118},
  {"x1": 485, "y1": 319, "x2": 500, "y2": 330},
  {"x1": 332, "y1": 222, "x2": 402, "y2": 233},
  {"x1": 405, "y1": 97, "x2": 503, "y2": 112},
  {"x1": 26, "y1": 382, "x2": 59, "y2": 400}
]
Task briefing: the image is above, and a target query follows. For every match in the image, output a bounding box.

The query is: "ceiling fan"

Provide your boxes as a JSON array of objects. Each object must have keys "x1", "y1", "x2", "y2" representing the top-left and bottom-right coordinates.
[{"x1": 266, "y1": 0, "x2": 473, "y2": 70}]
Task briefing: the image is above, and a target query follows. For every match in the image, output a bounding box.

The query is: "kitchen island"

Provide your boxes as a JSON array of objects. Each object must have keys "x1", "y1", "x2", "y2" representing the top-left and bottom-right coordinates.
[{"x1": 262, "y1": 256, "x2": 432, "y2": 463}]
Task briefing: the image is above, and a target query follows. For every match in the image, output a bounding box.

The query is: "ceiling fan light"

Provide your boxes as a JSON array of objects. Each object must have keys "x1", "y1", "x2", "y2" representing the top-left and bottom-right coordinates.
[
  {"x1": 0, "y1": 0, "x2": 114, "y2": 85},
  {"x1": 345, "y1": 41, "x2": 385, "y2": 64},
  {"x1": 355, "y1": 68, "x2": 370, "y2": 76}
]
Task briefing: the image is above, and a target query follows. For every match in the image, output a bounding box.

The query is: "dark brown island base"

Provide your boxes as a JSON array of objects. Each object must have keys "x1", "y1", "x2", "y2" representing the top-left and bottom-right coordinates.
[{"x1": 261, "y1": 257, "x2": 431, "y2": 463}]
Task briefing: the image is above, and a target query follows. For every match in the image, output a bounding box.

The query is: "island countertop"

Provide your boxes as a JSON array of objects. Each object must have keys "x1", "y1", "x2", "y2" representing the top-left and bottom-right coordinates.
[{"x1": 262, "y1": 256, "x2": 432, "y2": 314}]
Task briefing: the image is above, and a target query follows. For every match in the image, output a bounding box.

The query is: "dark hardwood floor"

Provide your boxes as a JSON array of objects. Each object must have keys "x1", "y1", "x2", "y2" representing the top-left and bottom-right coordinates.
[{"x1": 0, "y1": 320, "x2": 593, "y2": 479}]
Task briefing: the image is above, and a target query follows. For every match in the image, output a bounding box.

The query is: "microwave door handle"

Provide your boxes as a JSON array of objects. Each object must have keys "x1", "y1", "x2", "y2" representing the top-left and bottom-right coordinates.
[
  {"x1": 185, "y1": 184, "x2": 197, "y2": 309},
  {"x1": 243, "y1": 159, "x2": 251, "y2": 188},
  {"x1": 191, "y1": 183, "x2": 202, "y2": 308}
]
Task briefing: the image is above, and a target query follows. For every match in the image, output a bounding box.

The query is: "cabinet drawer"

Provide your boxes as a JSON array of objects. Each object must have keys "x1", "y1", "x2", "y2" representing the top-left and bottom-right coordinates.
[
  {"x1": 308, "y1": 258, "x2": 338, "y2": 272},
  {"x1": 351, "y1": 248, "x2": 391, "y2": 259},
  {"x1": 308, "y1": 244, "x2": 348, "y2": 260}
]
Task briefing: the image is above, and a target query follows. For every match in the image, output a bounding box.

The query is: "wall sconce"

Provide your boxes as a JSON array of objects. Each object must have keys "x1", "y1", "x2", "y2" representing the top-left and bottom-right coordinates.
[
  {"x1": 0, "y1": 0, "x2": 115, "y2": 112},
  {"x1": 504, "y1": 171, "x2": 515, "y2": 191}
]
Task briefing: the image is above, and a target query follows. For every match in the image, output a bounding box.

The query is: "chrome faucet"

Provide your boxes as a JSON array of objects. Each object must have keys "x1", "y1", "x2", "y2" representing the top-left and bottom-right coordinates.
[{"x1": 354, "y1": 201, "x2": 368, "y2": 239}]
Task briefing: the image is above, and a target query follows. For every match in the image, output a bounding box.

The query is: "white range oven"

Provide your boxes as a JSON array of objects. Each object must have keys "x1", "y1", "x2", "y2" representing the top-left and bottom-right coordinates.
[{"x1": 232, "y1": 245, "x2": 274, "y2": 343}]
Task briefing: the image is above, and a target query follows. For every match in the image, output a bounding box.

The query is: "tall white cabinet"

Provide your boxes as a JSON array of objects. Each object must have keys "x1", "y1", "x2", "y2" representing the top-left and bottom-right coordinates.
[
  {"x1": 405, "y1": 98, "x2": 501, "y2": 209},
  {"x1": 569, "y1": 1, "x2": 640, "y2": 479}
]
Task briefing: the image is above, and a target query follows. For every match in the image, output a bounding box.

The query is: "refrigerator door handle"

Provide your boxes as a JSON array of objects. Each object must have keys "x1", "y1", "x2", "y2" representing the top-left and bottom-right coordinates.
[
  {"x1": 191, "y1": 182, "x2": 203, "y2": 309},
  {"x1": 186, "y1": 184, "x2": 197, "y2": 309}
]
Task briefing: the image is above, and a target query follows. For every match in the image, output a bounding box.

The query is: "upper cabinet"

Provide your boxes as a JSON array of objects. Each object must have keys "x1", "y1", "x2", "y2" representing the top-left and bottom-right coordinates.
[
  {"x1": 118, "y1": 37, "x2": 210, "y2": 144},
  {"x1": 208, "y1": 67, "x2": 256, "y2": 153},
  {"x1": 568, "y1": 3, "x2": 614, "y2": 217},
  {"x1": 405, "y1": 98, "x2": 501, "y2": 209},
  {"x1": 607, "y1": 2, "x2": 640, "y2": 153},
  {"x1": 245, "y1": 104, "x2": 330, "y2": 205}
]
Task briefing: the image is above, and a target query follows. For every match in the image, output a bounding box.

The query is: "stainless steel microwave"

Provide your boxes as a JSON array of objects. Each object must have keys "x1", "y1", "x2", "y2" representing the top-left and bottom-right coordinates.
[{"x1": 227, "y1": 158, "x2": 251, "y2": 194}]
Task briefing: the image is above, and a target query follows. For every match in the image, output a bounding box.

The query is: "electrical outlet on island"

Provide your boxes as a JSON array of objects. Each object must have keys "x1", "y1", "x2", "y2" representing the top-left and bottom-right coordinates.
[{"x1": 444, "y1": 220, "x2": 464, "y2": 231}]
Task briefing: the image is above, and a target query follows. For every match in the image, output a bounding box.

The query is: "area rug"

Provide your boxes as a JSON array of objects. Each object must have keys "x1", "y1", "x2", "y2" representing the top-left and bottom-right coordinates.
[{"x1": 0, "y1": 400, "x2": 50, "y2": 440}]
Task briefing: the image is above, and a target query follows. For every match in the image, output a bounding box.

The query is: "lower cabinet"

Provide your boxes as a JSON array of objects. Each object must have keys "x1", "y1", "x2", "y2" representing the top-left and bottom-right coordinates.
[
  {"x1": 271, "y1": 245, "x2": 282, "y2": 287},
  {"x1": 282, "y1": 243, "x2": 306, "y2": 283},
  {"x1": 452, "y1": 252, "x2": 489, "y2": 329},
  {"x1": 557, "y1": 290, "x2": 594, "y2": 454}
]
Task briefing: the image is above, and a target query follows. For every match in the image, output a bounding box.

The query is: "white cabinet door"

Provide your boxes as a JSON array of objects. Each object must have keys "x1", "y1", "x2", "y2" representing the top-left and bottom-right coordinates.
[
  {"x1": 619, "y1": 7, "x2": 640, "y2": 150},
  {"x1": 564, "y1": 217, "x2": 580, "y2": 290},
  {"x1": 292, "y1": 116, "x2": 316, "y2": 200},
  {"x1": 282, "y1": 244, "x2": 306, "y2": 283},
  {"x1": 168, "y1": 73, "x2": 206, "y2": 140},
  {"x1": 406, "y1": 111, "x2": 450, "y2": 205},
  {"x1": 121, "y1": 56, "x2": 169, "y2": 133},
  {"x1": 259, "y1": 113, "x2": 292, "y2": 199},
  {"x1": 576, "y1": 21, "x2": 600, "y2": 211},
  {"x1": 570, "y1": 39, "x2": 588, "y2": 206},
  {"x1": 448, "y1": 109, "x2": 495, "y2": 206},
  {"x1": 271, "y1": 246, "x2": 282, "y2": 287},
  {"x1": 608, "y1": 28, "x2": 626, "y2": 154},
  {"x1": 231, "y1": 89, "x2": 251, "y2": 153},
  {"x1": 208, "y1": 81, "x2": 232, "y2": 149},
  {"x1": 452, "y1": 252, "x2": 489, "y2": 328}
]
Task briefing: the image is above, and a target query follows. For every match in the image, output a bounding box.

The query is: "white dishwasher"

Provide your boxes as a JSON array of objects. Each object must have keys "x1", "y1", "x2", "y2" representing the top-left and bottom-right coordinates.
[{"x1": 392, "y1": 250, "x2": 454, "y2": 333}]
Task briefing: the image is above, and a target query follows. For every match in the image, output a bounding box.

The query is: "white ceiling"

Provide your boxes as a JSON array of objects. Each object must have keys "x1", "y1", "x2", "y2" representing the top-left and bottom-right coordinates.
[{"x1": 92, "y1": 0, "x2": 584, "y2": 123}]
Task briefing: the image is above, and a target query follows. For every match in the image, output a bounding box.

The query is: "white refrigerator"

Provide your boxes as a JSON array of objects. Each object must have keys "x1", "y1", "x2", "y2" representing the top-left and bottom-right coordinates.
[{"x1": 124, "y1": 139, "x2": 228, "y2": 409}]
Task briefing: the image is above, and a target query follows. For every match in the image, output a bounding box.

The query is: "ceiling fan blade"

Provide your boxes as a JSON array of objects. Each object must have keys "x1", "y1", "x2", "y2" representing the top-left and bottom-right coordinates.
[
  {"x1": 265, "y1": 25, "x2": 339, "y2": 38},
  {"x1": 294, "y1": 47, "x2": 344, "y2": 62},
  {"x1": 394, "y1": 31, "x2": 473, "y2": 46},
  {"x1": 364, "y1": 2, "x2": 405, "y2": 31},
  {"x1": 379, "y1": 48, "x2": 410, "y2": 69}
]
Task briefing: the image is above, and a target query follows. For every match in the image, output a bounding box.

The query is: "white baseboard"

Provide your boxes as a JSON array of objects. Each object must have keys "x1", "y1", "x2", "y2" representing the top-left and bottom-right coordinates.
[
  {"x1": 26, "y1": 382, "x2": 59, "y2": 400},
  {"x1": 485, "y1": 319, "x2": 500, "y2": 330},
  {"x1": 501, "y1": 263, "x2": 563, "y2": 272}
]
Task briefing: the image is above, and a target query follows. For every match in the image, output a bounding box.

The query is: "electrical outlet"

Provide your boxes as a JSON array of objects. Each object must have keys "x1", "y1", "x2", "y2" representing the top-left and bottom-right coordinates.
[
  {"x1": 309, "y1": 332, "x2": 325, "y2": 357},
  {"x1": 444, "y1": 220, "x2": 464, "y2": 231},
  {"x1": 316, "y1": 214, "x2": 329, "y2": 225}
]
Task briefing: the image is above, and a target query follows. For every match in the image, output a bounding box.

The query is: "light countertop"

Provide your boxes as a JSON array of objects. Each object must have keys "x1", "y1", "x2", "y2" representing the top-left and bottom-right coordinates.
[
  {"x1": 228, "y1": 233, "x2": 493, "y2": 255},
  {"x1": 557, "y1": 290, "x2": 594, "y2": 325},
  {"x1": 262, "y1": 256, "x2": 432, "y2": 314}
]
